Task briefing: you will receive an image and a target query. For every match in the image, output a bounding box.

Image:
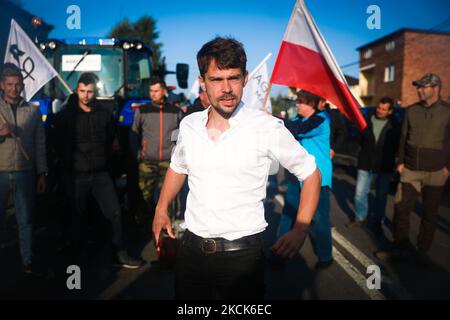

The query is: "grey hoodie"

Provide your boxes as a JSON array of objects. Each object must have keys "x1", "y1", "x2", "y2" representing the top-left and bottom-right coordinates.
[{"x1": 129, "y1": 100, "x2": 181, "y2": 162}]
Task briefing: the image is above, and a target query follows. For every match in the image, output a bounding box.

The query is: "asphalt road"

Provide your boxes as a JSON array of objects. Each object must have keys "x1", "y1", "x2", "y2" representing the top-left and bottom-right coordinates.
[{"x1": 0, "y1": 163, "x2": 449, "y2": 300}]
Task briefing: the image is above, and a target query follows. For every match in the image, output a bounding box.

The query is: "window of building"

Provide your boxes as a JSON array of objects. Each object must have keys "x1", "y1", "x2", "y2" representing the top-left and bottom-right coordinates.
[
  {"x1": 385, "y1": 41, "x2": 395, "y2": 51},
  {"x1": 384, "y1": 64, "x2": 395, "y2": 82},
  {"x1": 364, "y1": 49, "x2": 372, "y2": 59}
]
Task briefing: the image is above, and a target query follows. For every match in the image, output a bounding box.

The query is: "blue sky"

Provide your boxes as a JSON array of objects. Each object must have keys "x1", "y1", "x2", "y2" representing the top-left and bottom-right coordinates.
[{"x1": 20, "y1": 0, "x2": 450, "y2": 96}]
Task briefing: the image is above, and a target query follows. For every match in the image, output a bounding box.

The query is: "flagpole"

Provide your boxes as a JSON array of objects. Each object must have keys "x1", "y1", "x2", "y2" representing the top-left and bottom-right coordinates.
[
  {"x1": 261, "y1": 82, "x2": 272, "y2": 113},
  {"x1": 56, "y1": 73, "x2": 73, "y2": 95},
  {"x1": 248, "y1": 53, "x2": 272, "y2": 80},
  {"x1": 283, "y1": 0, "x2": 302, "y2": 39},
  {"x1": 264, "y1": 1, "x2": 299, "y2": 113}
]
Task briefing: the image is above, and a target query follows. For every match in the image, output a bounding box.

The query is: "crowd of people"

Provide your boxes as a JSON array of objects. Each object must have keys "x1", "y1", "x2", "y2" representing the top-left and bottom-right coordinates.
[{"x1": 0, "y1": 37, "x2": 448, "y2": 299}]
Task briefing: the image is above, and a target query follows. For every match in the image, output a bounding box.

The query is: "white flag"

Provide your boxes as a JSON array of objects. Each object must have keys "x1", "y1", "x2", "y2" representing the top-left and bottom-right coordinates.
[
  {"x1": 186, "y1": 78, "x2": 200, "y2": 101},
  {"x1": 242, "y1": 53, "x2": 272, "y2": 114},
  {"x1": 4, "y1": 19, "x2": 58, "y2": 101}
]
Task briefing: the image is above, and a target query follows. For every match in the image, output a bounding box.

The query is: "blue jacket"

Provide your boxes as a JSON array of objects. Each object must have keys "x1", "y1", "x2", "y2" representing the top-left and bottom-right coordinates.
[{"x1": 286, "y1": 111, "x2": 332, "y2": 188}]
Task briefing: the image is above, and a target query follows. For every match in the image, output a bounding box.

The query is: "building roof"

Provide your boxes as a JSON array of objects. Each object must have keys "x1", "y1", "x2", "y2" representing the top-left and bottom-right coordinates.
[
  {"x1": 357, "y1": 28, "x2": 450, "y2": 51},
  {"x1": 345, "y1": 75, "x2": 359, "y2": 86}
]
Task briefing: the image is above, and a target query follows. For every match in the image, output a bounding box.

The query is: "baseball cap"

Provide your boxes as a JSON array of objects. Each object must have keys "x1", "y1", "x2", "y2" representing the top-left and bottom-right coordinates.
[{"x1": 412, "y1": 73, "x2": 441, "y2": 87}]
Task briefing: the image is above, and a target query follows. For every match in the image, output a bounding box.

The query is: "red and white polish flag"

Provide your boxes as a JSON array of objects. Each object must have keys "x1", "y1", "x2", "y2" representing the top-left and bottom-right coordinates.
[{"x1": 270, "y1": 0, "x2": 366, "y2": 131}]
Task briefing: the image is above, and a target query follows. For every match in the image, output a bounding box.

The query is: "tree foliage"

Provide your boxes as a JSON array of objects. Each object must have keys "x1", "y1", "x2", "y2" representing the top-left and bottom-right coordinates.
[{"x1": 108, "y1": 16, "x2": 165, "y2": 77}]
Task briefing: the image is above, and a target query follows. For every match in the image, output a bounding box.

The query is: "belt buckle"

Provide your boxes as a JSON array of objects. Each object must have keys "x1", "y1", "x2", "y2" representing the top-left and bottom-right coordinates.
[{"x1": 201, "y1": 239, "x2": 217, "y2": 254}]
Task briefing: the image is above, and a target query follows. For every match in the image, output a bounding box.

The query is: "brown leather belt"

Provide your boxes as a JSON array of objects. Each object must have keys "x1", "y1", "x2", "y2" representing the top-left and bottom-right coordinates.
[{"x1": 183, "y1": 230, "x2": 262, "y2": 254}]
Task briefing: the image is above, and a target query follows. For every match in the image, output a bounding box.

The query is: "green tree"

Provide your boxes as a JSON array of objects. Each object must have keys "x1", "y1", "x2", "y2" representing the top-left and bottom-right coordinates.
[
  {"x1": 270, "y1": 94, "x2": 286, "y2": 115},
  {"x1": 108, "y1": 16, "x2": 165, "y2": 77}
]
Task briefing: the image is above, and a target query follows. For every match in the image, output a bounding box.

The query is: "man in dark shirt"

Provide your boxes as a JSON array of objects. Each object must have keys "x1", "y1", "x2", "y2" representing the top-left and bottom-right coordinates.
[
  {"x1": 347, "y1": 97, "x2": 400, "y2": 234},
  {"x1": 54, "y1": 73, "x2": 143, "y2": 269}
]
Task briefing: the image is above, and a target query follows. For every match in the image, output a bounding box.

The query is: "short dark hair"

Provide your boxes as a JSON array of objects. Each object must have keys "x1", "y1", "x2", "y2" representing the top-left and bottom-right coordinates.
[
  {"x1": 296, "y1": 90, "x2": 323, "y2": 109},
  {"x1": 378, "y1": 96, "x2": 394, "y2": 109},
  {"x1": 197, "y1": 37, "x2": 247, "y2": 77},
  {"x1": 1, "y1": 63, "x2": 23, "y2": 81},
  {"x1": 150, "y1": 78, "x2": 167, "y2": 89},
  {"x1": 77, "y1": 72, "x2": 99, "y2": 86}
]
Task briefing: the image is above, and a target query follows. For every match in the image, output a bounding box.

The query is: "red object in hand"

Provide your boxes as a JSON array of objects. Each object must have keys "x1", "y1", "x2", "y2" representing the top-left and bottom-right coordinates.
[{"x1": 157, "y1": 232, "x2": 178, "y2": 269}]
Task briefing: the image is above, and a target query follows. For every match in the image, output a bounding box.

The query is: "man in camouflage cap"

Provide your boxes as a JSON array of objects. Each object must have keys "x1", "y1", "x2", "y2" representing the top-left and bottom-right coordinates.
[
  {"x1": 376, "y1": 73, "x2": 449, "y2": 266},
  {"x1": 412, "y1": 73, "x2": 442, "y2": 88}
]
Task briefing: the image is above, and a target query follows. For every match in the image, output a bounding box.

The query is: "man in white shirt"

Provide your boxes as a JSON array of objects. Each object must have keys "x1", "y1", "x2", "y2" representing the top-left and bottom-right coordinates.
[{"x1": 152, "y1": 37, "x2": 321, "y2": 299}]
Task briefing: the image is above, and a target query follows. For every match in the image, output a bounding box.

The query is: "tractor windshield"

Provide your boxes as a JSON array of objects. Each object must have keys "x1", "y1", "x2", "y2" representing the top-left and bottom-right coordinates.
[
  {"x1": 126, "y1": 49, "x2": 152, "y2": 99},
  {"x1": 54, "y1": 46, "x2": 124, "y2": 98}
]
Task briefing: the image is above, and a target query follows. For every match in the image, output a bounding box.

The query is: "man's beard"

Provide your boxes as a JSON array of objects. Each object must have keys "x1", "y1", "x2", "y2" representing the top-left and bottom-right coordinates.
[
  {"x1": 212, "y1": 93, "x2": 239, "y2": 119},
  {"x1": 80, "y1": 97, "x2": 95, "y2": 107}
]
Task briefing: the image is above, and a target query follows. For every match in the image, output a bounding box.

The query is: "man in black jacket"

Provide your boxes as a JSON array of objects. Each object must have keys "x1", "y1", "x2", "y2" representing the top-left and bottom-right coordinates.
[
  {"x1": 54, "y1": 73, "x2": 143, "y2": 269},
  {"x1": 347, "y1": 97, "x2": 400, "y2": 234}
]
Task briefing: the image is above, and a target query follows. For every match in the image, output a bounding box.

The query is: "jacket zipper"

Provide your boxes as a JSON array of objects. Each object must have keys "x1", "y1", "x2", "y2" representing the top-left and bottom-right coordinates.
[{"x1": 159, "y1": 104, "x2": 163, "y2": 161}]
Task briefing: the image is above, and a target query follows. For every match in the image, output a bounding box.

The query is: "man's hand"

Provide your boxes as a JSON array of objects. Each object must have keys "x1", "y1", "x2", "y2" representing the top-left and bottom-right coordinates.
[
  {"x1": 152, "y1": 205, "x2": 175, "y2": 252},
  {"x1": 111, "y1": 138, "x2": 121, "y2": 152},
  {"x1": 443, "y1": 167, "x2": 449, "y2": 179},
  {"x1": 397, "y1": 163, "x2": 405, "y2": 174},
  {"x1": 37, "y1": 175, "x2": 46, "y2": 194},
  {"x1": 0, "y1": 123, "x2": 12, "y2": 137},
  {"x1": 271, "y1": 228, "x2": 308, "y2": 259},
  {"x1": 330, "y1": 149, "x2": 335, "y2": 159}
]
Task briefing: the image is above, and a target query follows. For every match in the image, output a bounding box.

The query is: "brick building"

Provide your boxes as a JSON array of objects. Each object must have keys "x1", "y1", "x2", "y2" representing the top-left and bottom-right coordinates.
[{"x1": 357, "y1": 28, "x2": 450, "y2": 107}]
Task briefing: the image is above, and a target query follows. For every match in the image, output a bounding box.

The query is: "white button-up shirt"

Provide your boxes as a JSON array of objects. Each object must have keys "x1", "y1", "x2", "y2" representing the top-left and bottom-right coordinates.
[{"x1": 170, "y1": 102, "x2": 316, "y2": 240}]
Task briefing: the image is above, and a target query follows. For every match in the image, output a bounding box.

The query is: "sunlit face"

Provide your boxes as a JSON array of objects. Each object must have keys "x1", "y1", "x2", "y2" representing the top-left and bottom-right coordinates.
[
  {"x1": 375, "y1": 102, "x2": 393, "y2": 119},
  {"x1": 417, "y1": 85, "x2": 439, "y2": 102},
  {"x1": 0, "y1": 76, "x2": 24, "y2": 103},
  {"x1": 296, "y1": 101, "x2": 315, "y2": 118},
  {"x1": 149, "y1": 83, "x2": 167, "y2": 103},
  {"x1": 76, "y1": 83, "x2": 96, "y2": 106},
  {"x1": 200, "y1": 59, "x2": 248, "y2": 118}
]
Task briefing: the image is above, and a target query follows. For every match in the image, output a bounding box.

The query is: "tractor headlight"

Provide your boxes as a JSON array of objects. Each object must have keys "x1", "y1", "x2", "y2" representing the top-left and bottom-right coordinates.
[{"x1": 122, "y1": 42, "x2": 131, "y2": 50}]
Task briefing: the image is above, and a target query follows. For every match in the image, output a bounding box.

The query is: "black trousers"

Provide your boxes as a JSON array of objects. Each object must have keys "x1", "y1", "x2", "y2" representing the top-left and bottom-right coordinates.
[
  {"x1": 64, "y1": 171, "x2": 124, "y2": 251},
  {"x1": 175, "y1": 231, "x2": 266, "y2": 300}
]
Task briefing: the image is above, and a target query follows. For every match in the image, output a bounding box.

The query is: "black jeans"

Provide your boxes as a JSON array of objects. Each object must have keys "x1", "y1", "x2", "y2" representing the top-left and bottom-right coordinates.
[
  {"x1": 64, "y1": 171, "x2": 124, "y2": 251},
  {"x1": 175, "y1": 230, "x2": 265, "y2": 300}
]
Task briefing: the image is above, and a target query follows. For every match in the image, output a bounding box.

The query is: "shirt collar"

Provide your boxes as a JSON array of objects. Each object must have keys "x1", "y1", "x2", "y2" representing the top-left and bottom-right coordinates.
[{"x1": 200, "y1": 101, "x2": 246, "y2": 128}]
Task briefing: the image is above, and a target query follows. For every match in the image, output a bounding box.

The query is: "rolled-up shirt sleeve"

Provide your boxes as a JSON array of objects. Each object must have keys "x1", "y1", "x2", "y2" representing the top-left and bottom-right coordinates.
[
  {"x1": 269, "y1": 120, "x2": 317, "y2": 181},
  {"x1": 170, "y1": 125, "x2": 188, "y2": 175}
]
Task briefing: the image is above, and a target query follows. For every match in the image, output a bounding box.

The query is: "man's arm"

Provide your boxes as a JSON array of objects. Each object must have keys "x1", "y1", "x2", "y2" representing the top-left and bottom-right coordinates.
[
  {"x1": 396, "y1": 109, "x2": 409, "y2": 173},
  {"x1": 444, "y1": 113, "x2": 450, "y2": 178},
  {"x1": 35, "y1": 110, "x2": 48, "y2": 175},
  {"x1": 331, "y1": 110, "x2": 347, "y2": 151},
  {"x1": 286, "y1": 114, "x2": 326, "y2": 139},
  {"x1": 152, "y1": 168, "x2": 186, "y2": 246},
  {"x1": 272, "y1": 168, "x2": 321, "y2": 258},
  {"x1": 129, "y1": 108, "x2": 142, "y2": 160},
  {"x1": 35, "y1": 109, "x2": 48, "y2": 193},
  {"x1": 269, "y1": 120, "x2": 321, "y2": 258}
]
